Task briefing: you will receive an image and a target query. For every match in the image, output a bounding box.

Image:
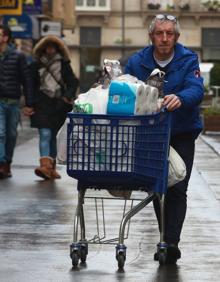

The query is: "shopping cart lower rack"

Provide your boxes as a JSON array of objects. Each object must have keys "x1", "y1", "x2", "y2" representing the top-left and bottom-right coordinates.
[{"x1": 66, "y1": 110, "x2": 171, "y2": 269}]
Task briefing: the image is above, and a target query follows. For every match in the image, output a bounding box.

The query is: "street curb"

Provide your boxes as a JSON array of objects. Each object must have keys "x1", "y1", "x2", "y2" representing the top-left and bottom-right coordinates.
[{"x1": 200, "y1": 134, "x2": 220, "y2": 157}]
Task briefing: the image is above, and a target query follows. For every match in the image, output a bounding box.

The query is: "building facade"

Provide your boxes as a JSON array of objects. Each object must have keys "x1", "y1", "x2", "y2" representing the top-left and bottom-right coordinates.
[{"x1": 38, "y1": 0, "x2": 220, "y2": 91}]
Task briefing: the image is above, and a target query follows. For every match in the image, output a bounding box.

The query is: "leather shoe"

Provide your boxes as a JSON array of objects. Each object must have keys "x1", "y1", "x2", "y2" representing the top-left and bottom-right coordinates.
[
  {"x1": 154, "y1": 243, "x2": 181, "y2": 264},
  {"x1": 0, "y1": 163, "x2": 12, "y2": 179}
]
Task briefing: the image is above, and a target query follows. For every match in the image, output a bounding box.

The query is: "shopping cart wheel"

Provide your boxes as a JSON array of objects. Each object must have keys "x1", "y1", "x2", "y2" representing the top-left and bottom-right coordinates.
[
  {"x1": 158, "y1": 252, "x2": 167, "y2": 265},
  {"x1": 117, "y1": 254, "x2": 125, "y2": 270},
  {"x1": 71, "y1": 251, "x2": 79, "y2": 267},
  {"x1": 80, "y1": 246, "x2": 87, "y2": 263},
  {"x1": 116, "y1": 244, "x2": 126, "y2": 270}
]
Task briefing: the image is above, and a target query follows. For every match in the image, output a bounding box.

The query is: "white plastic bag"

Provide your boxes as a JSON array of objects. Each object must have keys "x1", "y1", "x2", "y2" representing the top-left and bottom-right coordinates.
[
  {"x1": 74, "y1": 85, "x2": 108, "y2": 114},
  {"x1": 168, "y1": 146, "x2": 186, "y2": 187},
  {"x1": 57, "y1": 119, "x2": 68, "y2": 164},
  {"x1": 145, "y1": 68, "x2": 166, "y2": 97},
  {"x1": 114, "y1": 74, "x2": 144, "y2": 84}
]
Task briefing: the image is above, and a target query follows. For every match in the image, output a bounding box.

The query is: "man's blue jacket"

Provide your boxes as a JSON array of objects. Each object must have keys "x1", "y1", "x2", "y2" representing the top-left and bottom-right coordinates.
[{"x1": 125, "y1": 43, "x2": 204, "y2": 138}]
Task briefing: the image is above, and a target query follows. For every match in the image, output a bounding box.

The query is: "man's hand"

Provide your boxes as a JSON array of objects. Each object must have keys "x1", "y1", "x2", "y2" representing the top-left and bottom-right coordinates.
[
  {"x1": 62, "y1": 97, "x2": 73, "y2": 105},
  {"x1": 22, "y1": 106, "x2": 34, "y2": 116},
  {"x1": 163, "y1": 94, "x2": 182, "y2": 111}
]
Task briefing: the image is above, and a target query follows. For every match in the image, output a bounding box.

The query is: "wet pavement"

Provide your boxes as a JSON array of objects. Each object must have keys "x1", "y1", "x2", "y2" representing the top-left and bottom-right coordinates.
[{"x1": 0, "y1": 118, "x2": 220, "y2": 281}]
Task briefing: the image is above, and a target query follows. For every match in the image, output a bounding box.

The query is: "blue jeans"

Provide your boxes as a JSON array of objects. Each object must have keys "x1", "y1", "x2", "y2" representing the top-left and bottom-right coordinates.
[
  {"x1": 38, "y1": 128, "x2": 58, "y2": 159},
  {"x1": 0, "y1": 101, "x2": 20, "y2": 164}
]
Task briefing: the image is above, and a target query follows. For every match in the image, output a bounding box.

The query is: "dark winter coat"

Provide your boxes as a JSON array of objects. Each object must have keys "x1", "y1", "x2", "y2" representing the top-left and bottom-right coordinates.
[
  {"x1": 125, "y1": 43, "x2": 204, "y2": 138},
  {"x1": 0, "y1": 46, "x2": 35, "y2": 106},
  {"x1": 30, "y1": 36, "x2": 79, "y2": 131}
]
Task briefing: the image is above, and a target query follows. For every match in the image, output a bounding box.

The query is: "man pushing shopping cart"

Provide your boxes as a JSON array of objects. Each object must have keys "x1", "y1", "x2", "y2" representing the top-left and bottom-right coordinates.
[{"x1": 63, "y1": 14, "x2": 203, "y2": 270}]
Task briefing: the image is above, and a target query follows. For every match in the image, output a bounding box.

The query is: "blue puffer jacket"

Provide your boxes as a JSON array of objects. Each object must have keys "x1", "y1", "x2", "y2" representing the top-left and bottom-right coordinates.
[
  {"x1": 125, "y1": 43, "x2": 204, "y2": 137},
  {"x1": 0, "y1": 46, "x2": 35, "y2": 106}
]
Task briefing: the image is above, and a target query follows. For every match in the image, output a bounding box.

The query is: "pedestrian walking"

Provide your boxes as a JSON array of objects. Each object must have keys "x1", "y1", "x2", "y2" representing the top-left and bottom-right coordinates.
[
  {"x1": 125, "y1": 14, "x2": 204, "y2": 264},
  {"x1": 0, "y1": 25, "x2": 35, "y2": 179},
  {"x1": 31, "y1": 35, "x2": 79, "y2": 180}
]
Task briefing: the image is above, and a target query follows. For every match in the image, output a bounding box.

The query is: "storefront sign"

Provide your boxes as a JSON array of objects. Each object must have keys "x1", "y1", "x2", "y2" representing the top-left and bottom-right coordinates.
[
  {"x1": 23, "y1": 0, "x2": 42, "y2": 14},
  {"x1": 0, "y1": 0, "x2": 22, "y2": 15},
  {"x1": 41, "y1": 21, "x2": 62, "y2": 37},
  {"x1": 3, "y1": 13, "x2": 33, "y2": 38}
]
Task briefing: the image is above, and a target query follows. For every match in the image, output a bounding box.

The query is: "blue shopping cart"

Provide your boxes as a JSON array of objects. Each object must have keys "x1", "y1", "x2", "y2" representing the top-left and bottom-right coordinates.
[{"x1": 67, "y1": 110, "x2": 171, "y2": 269}]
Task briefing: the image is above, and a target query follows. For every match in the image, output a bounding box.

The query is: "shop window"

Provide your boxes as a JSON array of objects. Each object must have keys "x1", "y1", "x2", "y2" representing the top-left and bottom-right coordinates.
[{"x1": 76, "y1": 0, "x2": 110, "y2": 10}]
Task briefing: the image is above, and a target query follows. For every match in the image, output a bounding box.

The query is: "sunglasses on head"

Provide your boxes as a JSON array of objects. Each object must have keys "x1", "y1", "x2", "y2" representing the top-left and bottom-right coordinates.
[{"x1": 155, "y1": 14, "x2": 177, "y2": 22}]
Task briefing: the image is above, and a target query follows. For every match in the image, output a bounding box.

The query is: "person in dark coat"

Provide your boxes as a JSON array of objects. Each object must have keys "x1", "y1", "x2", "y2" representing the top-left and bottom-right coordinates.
[
  {"x1": 0, "y1": 24, "x2": 35, "y2": 179},
  {"x1": 31, "y1": 35, "x2": 79, "y2": 180}
]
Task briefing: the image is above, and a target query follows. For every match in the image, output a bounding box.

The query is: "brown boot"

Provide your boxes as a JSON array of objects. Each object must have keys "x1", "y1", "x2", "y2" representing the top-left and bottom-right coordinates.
[
  {"x1": 51, "y1": 159, "x2": 61, "y2": 179},
  {"x1": 34, "y1": 157, "x2": 54, "y2": 180},
  {"x1": 0, "y1": 163, "x2": 12, "y2": 179},
  {"x1": 5, "y1": 163, "x2": 12, "y2": 177}
]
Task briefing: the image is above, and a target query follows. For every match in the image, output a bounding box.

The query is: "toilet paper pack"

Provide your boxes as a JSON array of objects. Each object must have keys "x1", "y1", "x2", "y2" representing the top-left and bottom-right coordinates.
[
  {"x1": 135, "y1": 84, "x2": 159, "y2": 115},
  {"x1": 107, "y1": 81, "x2": 145, "y2": 115},
  {"x1": 107, "y1": 80, "x2": 159, "y2": 116}
]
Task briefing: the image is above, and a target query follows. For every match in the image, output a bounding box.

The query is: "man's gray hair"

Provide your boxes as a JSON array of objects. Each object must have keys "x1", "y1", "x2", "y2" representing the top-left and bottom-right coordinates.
[{"x1": 148, "y1": 16, "x2": 181, "y2": 35}]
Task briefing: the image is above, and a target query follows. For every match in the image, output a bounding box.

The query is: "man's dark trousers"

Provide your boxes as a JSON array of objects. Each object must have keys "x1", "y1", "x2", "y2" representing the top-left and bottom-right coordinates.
[{"x1": 153, "y1": 132, "x2": 195, "y2": 245}]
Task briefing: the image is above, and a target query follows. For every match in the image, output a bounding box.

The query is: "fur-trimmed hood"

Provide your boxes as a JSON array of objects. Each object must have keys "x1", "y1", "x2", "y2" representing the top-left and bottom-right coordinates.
[{"x1": 33, "y1": 35, "x2": 70, "y2": 61}]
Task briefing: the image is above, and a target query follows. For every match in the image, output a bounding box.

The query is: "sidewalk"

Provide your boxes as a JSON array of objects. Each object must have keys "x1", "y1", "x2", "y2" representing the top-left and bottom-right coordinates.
[
  {"x1": 9, "y1": 120, "x2": 220, "y2": 281},
  {"x1": 200, "y1": 132, "x2": 220, "y2": 156},
  {"x1": 195, "y1": 133, "x2": 220, "y2": 201}
]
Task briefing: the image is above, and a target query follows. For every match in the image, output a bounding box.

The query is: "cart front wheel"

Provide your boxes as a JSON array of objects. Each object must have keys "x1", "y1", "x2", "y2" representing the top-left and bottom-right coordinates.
[
  {"x1": 80, "y1": 247, "x2": 87, "y2": 263},
  {"x1": 71, "y1": 252, "x2": 79, "y2": 267},
  {"x1": 159, "y1": 252, "x2": 167, "y2": 265},
  {"x1": 117, "y1": 254, "x2": 125, "y2": 270}
]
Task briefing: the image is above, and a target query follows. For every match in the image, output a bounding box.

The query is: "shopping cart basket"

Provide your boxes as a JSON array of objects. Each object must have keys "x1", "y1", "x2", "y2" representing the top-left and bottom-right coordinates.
[{"x1": 67, "y1": 109, "x2": 171, "y2": 269}]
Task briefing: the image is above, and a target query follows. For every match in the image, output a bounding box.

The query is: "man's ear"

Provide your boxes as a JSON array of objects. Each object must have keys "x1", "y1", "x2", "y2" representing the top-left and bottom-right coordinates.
[
  {"x1": 175, "y1": 33, "x2": 180, "y2": 43},
  {"x1": 149, "y1": 33, "x2": 154, "y2": 44}
]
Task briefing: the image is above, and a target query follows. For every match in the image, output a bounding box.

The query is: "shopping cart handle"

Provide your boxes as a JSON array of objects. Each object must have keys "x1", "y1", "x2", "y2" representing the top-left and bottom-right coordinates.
[{"x1": 160, "y1": 106, "x2": 168, "y2": 113}]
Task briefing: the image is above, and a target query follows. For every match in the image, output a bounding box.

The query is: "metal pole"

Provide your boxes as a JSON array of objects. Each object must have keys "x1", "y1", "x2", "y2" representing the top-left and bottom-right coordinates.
[{"x1": 122, "y1": 0, "x2": 125, "y2": 57}]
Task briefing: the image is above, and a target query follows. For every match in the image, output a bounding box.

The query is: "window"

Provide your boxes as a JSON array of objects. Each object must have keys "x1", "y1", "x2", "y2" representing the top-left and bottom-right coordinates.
[
  {"x1": 202, "y1": 28, "x2": 220, "y2": 61},
  {"x1": 80, "y1": 27, "x2": 101, "y2": 46},
  {"x1": 99, "y1": 0, "x2": 106, "y2": 7},
  {"x1": 76, "y1": 0, "x2": 110, "y2": 10},
  {"x1": 87, "y1": 0, "x2": 95, "y2": 6},
  {"x1": 76, "y1": 0, "x2": 83, "y2": 5},
  {"x1": 160, "y1": 0, "x2": 174, "y2": 10}
]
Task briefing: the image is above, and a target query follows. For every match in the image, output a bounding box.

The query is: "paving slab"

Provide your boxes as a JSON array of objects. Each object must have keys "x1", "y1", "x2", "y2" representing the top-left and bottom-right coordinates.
[{"x1": 0, "y1": 132, "x2": 220, "y2": 281}]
